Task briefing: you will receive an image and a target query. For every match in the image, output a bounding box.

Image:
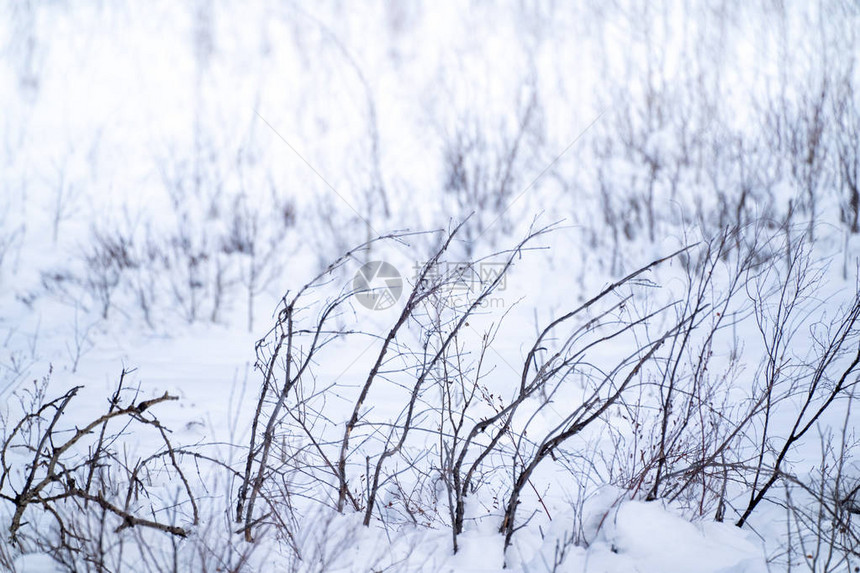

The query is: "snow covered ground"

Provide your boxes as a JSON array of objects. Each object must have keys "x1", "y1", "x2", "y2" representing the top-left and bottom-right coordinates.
[{"x1": 1, "y1": 1, "x2": 859, "y2": 571}]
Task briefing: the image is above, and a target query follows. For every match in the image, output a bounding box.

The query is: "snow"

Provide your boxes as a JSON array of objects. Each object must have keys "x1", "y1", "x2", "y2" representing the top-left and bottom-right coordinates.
[
  {"x1": 592, "y1": 501, "x2": 766, "y2": 573},
  {"x1": 2, "y1": 0, "x2": 859, "y2": 571}
]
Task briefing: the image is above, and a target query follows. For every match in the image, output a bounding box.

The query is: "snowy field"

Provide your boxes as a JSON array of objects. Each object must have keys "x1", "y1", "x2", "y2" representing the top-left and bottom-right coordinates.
[{"x1": 1, "y1": 1, "x2": 860, "y2": 571}]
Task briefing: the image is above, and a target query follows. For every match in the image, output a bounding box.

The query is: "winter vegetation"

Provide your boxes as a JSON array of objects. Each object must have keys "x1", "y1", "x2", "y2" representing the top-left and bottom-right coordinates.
[{"x1": 1, "y1": 1, "x2": 860, "y2": 571}]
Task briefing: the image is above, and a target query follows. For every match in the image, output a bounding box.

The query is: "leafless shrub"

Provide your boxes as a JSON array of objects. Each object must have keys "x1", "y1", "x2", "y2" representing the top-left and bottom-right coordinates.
[
  {"x1": 736, "y1": 256, "x2": 860, "y2": 526},
  {"x1": 155, "y1": 136, "x2": 233, "y2": 324},
  {"x1": 222, "y1": 189, "x2": 296, "y2": 332},
  {"x1": 495, "y1": 246, "x2": 694, "y2": 553},
  {"x1": 83, "y1": 227, "x2": 138, "y2": 320},
  {"x1": 833, "y1": 76, "x2": 860, "y2": 237},
  {"x1": 781, "y1": 394, "x2": 860, "y2": 572},
  {"x1": 639, "y1": 228, "x2": 759, "y2": 513},
  {"x1": 831, "y1": 72, "x2": 860, "y2": 279},
  {"x1": 593, "y1": 155, "x2": 644, "y2": 276},
  {"x1": 235, "y1": 219, "x2": 723, "y2": 563},
  {"x1": 439, "y1": 84, "x2": 544, "y2": 254},
  {"x1": 760, "y1": 77, "x2": 832, "y2": 243},
  {"x1": 355, "y1": 228, "x2": 548, "y2": 530},
  {"x1": 131, "y1": 465, "x2": 262, "y2": 573},
  {"x1": 0, "y1": 369, "x2": 197, "y2": 569},
  {"x1": 235, "y1": 221, "x2": 557, "y2": 547},
  {"x1": 600, "y1": 229, "x2": 860, "y2": 533},
  {"x1": 235, "y1": 229, "x2": 406, "y2": 544},
  {"x1": 589, "y1": 74, "x2": 719, "y2": 271},
  {"x1": 40, "y1": 174, "x2": 295, "y2": 330}
]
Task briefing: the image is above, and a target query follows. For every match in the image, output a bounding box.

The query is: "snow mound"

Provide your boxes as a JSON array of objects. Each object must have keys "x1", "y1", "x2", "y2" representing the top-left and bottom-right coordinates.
[{"x1": 581, "y1": 500, "x2": 767, "y2": 573}]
